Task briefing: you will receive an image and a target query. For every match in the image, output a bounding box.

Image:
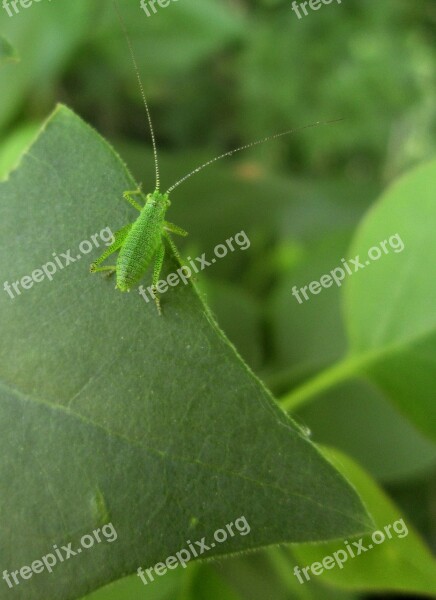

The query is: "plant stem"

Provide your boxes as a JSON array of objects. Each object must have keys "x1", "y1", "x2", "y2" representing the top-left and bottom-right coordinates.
[{"x1": 280, "y1": 355, "x2": 365, "y2": 412}]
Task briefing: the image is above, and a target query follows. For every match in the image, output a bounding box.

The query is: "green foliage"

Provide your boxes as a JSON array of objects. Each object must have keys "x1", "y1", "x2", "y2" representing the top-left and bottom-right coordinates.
[
  {"x1": 344, "y1": 159, "x2": 436, "y2": 442},
  {"x1": 1, "y1": 0, "x2": 435, "y2": 598},
  {"x1": 281, "y1": 159, "x2": 436, "y2": 443},
  {"x1": 292, "y1": 447, "x2": 436, "y2": 595}
]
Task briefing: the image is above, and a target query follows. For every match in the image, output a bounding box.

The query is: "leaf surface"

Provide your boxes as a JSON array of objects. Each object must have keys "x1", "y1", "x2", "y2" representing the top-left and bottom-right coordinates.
[
  {"x1": 344, "y1": 159, "x2": 436, "y2": 441},
  {"x1": 0, "y1": 106, "x2": 372, "y2": 600}
]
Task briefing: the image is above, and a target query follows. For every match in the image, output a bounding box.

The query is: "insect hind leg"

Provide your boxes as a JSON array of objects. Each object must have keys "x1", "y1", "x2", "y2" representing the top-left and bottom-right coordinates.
[
  {"x1": 163, "y1": 230, "x2": 196, "y2": 283},
  {"x1": 151, "y1": 244, "x2": 165, "y2": 315},
  {"x1": 163, "y1": 230, "x2": 183, "y2": 263},
  {"x1": 90, "y1": 223, "x2": 132, "y2": 274}
]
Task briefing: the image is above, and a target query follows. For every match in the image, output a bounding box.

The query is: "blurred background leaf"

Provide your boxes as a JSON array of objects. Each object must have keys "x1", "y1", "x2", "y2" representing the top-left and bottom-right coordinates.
[{"x1": 291, "y1": 447, "x2": 436, "y2": 596}]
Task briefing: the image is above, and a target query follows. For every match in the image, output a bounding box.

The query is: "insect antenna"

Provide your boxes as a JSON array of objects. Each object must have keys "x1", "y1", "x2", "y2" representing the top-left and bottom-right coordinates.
[
  {"x1": 113, "y1": 0, "x2": 161, "y2": 191},
  {"x1": 166, "y1": 118, "x2": 343, "y2": 194}
]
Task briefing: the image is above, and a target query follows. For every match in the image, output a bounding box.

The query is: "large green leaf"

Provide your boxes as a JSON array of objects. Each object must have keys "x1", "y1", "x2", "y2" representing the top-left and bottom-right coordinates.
[
  {"x1": 292, "y1": 447, "x2": 436, "y2": 595},
  {"x1": 281, "y1": 159, "x2": 436, "y2": 443},
  {"x1": 0, "y1": 105, "x2": 372, "y2": 600},
  {"x1": 343, "y1": 159, "x2": 436, "y2": 441}
]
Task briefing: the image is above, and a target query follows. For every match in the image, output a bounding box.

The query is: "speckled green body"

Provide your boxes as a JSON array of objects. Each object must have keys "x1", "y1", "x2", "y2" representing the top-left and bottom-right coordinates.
[
  {"x1": 116, "y1": 191, "x2": 170, "y2": 291},
  {"x1": 90, "y1": 187, "x2": 187, "y2": 313}
]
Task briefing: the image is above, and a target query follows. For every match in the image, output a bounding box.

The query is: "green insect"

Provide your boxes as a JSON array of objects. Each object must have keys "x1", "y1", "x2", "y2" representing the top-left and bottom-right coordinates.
[{"x1": 91, "y1": 2, "x2": 341, "y2": 314}]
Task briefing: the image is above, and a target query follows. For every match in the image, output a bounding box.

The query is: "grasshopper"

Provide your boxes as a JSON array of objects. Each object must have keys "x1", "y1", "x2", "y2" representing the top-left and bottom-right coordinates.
[{"x1": 90, "y1": 2, "x2": 342, "y2": 314}]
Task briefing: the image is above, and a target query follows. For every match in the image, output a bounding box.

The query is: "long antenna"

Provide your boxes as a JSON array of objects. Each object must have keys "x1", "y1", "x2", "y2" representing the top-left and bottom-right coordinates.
[
  {"x1": 113, "y1": 0, "x2": 161, "y2": 191},
  {"x1": 166, "y1": 118, "x2": 343, "y2": 194}
]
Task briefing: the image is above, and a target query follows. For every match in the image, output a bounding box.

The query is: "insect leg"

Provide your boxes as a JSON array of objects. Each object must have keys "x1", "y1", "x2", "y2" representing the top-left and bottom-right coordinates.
[
  {"x1": 123, "y1": 186, "x2": 144, "y2": 211},
  {"x1": 90, "y1": 223, "x2": 132, "y2": 274},
  {"x1": 151, "y1": 244, "x2": 165, "y2": 315},
  {"x1": 164, "y1": 221, "x2": 188, "y2": 237},
  {"x1": 163, "y1": 230, "x2": 183, "y2": 263},
  {"x1": 164, "y1": 231, "x2": 197, "y2": 284},
  {"x1": 90, "y1": 265, "x2": 117, "y2": 276}
]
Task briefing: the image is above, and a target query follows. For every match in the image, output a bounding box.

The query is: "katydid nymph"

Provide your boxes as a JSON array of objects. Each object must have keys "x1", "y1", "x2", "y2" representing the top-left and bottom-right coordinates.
[{"x1": 90, "y1": 2, "x2": 342, "y2": 314}]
